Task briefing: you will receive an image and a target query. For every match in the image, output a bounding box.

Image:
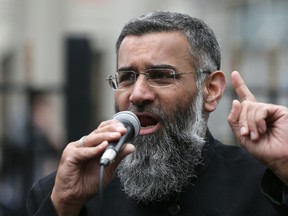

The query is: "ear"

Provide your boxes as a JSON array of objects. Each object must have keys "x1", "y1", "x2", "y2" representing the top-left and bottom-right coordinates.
[{"x1": 203, "y1": 71, "x2": 226, "y2": 112}]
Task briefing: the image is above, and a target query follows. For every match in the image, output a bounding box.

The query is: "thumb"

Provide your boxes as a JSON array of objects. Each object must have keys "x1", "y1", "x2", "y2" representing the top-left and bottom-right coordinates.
[
  {"x1": 228, "y1": 100, "x2": 242, "y2": 135},
  {"x1": 116, "y1": 143, "x2": 136, "y2": 162},
  {"x1": 109, "y1": 143, "x2": 135, "y2": 170}
]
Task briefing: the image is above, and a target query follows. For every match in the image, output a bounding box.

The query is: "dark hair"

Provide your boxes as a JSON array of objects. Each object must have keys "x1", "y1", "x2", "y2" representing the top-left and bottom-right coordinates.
[{"x1": 116, "y1": 11, "x2": 221, "y2": 77}]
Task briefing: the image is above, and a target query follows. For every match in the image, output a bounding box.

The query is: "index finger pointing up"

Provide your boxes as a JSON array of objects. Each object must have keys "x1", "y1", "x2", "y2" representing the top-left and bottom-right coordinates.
[{"x1": 231, "y1": 71, "x2": 256, "y2": 102}]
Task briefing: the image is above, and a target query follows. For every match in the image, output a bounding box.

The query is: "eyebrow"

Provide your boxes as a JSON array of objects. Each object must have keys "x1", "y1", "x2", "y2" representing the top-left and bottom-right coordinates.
[
  {"x1": 149, "y1": 64, "x2": 176, "y2": 70},
  {"x1": 118, "y1": 64, "x2": 177, "y2": 72},
  {"x1": 117, "y1": 66, "x2": 135, "y2": 72}
]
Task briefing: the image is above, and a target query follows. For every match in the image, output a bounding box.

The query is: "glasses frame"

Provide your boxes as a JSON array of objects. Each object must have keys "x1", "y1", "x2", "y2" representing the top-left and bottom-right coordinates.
[{"x1": 105, "y1": 68, "x2": 211, "y2": 91}]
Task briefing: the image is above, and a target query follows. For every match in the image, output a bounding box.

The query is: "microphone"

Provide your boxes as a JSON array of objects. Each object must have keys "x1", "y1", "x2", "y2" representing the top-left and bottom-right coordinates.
[{"x1": 100, "y1": 111, "x2": 140, "y2": 166}]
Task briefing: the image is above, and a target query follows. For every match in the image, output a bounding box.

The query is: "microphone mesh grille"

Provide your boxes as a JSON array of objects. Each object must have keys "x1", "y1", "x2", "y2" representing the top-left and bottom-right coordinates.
[{"x1": 113, "y1": 111, "x2": 140, "y2": 138}]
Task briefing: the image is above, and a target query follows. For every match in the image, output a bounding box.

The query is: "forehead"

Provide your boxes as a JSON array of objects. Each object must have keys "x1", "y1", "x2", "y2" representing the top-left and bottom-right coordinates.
[{"x1": 118, "y1": 31, "x2": 194, "y2": 70}]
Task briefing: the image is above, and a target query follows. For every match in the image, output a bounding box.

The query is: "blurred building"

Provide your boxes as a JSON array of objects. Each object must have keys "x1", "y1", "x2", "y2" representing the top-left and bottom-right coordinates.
[{"x1": 0, "y1": 0, "x2": 287, "y2": 215}]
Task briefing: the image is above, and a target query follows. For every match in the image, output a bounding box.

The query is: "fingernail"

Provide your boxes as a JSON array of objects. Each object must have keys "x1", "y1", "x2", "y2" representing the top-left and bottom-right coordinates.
[
  {"x1": 117, "y1": 123, "x2": 124, "y2": 127},
  {"x1": 240, "y1": 127, "x2": 247, "y2": 135},
  {"x1": 101, "y1": 141, "x2": 108, "y2": 146},
  {"x1": 110, "y1": 132, "x2": 120, "y2": 138},
  {"x1": 116, "y1": 125, "x2": 126, "y2": 131},
  {"x1": 250, "y1": 131, "x2": 257, "y2": 140}
]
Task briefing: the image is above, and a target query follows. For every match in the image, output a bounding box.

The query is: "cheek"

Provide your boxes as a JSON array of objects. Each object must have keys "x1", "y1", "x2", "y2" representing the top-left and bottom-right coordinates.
[
  {"x1": 169, "y1": 87, "x2": 197, "y2": 105},
  {"x1": 115, "y1": 92, "x2": 130, "y2": 110},
  {"x1": 159, "y1": 91, "x2": 194, "y2": 114}
]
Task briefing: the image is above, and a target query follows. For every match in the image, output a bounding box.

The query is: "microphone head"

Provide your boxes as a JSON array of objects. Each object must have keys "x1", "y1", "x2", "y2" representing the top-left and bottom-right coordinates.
[{"x1": 113, "y1": 111, "x2": 140, "y2": 138}]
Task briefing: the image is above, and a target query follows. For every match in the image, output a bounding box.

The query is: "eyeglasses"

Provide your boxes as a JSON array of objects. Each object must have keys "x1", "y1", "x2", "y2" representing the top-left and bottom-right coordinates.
[{"x1": 105, "y1": 68, "x2": 205, "y2": 91}]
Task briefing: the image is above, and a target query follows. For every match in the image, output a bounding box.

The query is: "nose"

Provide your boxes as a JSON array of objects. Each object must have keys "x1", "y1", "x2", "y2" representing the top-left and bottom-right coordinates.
[{"x1": 129, "y1": 74, "x2": 156, "y2": 106}]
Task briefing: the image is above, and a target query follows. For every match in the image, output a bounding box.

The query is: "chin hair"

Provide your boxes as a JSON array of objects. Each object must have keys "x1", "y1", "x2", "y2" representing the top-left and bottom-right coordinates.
[{"x1": 117, "y1": 91, "x2": 207, "y2": 203}]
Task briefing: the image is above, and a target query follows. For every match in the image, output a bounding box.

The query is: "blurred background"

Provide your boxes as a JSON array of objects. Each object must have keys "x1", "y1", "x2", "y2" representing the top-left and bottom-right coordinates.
[{"x1": 0, "y1": 0, "x2": 287, "y2": 215}]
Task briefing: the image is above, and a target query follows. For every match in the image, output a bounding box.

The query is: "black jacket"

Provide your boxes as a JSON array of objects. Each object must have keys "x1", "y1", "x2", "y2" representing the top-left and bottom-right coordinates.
[{"x1": 27, "y1": 132, "x2": 288, "y2": 215}]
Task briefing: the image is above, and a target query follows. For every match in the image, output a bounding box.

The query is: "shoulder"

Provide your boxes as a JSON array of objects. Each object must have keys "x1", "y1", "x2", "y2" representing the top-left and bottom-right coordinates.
[
  {"x1": 26, "y1": 172, "x2": 56, "y2": 215},
  {"x1": 203, "y1": 131, "x2": 266, "y2": 176},
  {"x1": 30, "y1": 172, "x2": 56, "y2": 195},
  {"x1": 207, "y1": 138, "x2": 267, "y2": 179},
  {"x1": 205, "y1": 131, "x2": 257, "y2": 162},
  {"x1": 213, "y1": 139, "x2": 259, "y2": 163}
]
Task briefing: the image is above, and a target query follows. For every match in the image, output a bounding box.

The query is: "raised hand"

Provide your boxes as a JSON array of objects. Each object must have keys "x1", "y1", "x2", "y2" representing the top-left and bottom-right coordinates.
[{"x1": 228, "y1": 71, "x2": 288, "y2": 184}]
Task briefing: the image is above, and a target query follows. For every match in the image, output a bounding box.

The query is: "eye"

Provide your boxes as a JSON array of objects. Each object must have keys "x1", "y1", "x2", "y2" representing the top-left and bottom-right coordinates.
[
  {"x1": 149, "y1": 69, "x2": 175, "y2": 80},
  {"x1": 117, "y1": 71, "x2": 136, "y2": 83}
]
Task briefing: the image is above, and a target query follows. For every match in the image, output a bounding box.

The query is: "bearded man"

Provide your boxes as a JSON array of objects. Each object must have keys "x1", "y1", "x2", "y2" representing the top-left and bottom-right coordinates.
[{"x1": 27, "y1": 11, "x2": 288, "y2": 216}]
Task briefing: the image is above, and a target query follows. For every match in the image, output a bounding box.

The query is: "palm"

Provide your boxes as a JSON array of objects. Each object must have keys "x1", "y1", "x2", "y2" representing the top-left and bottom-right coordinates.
[{"x1": 236, "y1": 106, "x2": 288, "y2": 184}]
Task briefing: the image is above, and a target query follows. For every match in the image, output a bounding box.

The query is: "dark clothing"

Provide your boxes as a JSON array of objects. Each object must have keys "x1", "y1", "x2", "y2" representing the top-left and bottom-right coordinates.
[{"x1": 27, "y1": 133, "x2": 288, "y2": 215}]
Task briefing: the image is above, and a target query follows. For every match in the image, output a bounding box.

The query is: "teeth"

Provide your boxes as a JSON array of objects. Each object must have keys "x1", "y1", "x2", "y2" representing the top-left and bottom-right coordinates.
[{"x1": 141, "y1": 125, "x2": 155, "y2": 129}]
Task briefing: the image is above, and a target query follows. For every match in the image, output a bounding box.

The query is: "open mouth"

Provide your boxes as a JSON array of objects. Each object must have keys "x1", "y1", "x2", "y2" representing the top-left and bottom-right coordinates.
[
  {"x1": 139, "y1": 115, "x2": 158, "y2": 127},
  {"x1": 136, "y1": 113, "x2": 161, "y2": 135}
]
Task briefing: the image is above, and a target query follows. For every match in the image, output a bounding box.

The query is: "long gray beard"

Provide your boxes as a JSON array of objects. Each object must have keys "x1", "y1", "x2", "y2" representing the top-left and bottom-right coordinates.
[{"x1": 116, "y1": 91, "x2": 207, "y2": 203}]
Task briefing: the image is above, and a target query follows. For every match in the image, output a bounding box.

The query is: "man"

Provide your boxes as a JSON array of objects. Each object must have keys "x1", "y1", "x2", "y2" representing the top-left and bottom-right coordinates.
[{"x1": 27, "y1": 11, "x2": 288, "y2": 215}]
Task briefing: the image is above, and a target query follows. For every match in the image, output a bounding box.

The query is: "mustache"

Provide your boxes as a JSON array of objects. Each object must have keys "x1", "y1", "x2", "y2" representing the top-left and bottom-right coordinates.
[
  {"x1": 128, "y1": 104, "x2": 160, "y2": 114},
  {"x1": 116, "y1": 103, "x2": 162, "y2": 115},
  {"x1": 116, "y1": 104, "x2": 169, "y2": 124}
]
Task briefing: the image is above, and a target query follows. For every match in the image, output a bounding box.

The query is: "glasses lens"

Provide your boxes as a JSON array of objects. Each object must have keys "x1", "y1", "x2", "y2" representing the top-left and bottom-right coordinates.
[
  {"x1": 108, "y1": 69, "x2": 176, "y2": 90},
  {"x1": 147, "y1": 69, "x2": 175, "y2": 87},
  {"x1": 117, "y1": 71, "x2": 136, "y2": 89}
]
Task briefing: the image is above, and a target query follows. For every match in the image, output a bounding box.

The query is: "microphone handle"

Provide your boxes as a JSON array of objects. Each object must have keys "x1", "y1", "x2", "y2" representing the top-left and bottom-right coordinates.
[
  {"x1": 107, "y1": 125, "x2": 133, "y2": 153},
  {"x1": 100, "y1": 124, "x2": 134, "y2": 166}
]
